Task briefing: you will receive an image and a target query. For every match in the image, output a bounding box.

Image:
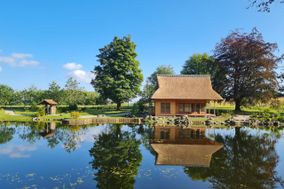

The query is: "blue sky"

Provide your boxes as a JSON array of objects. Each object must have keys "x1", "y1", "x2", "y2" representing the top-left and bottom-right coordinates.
[{"x1": 0, "y1": 0, "x2": 283, "y2": 91}]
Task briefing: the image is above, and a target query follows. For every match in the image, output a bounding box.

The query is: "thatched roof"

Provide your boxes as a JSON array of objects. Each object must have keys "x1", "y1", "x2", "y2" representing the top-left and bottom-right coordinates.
[
  {"x1": 40, "y1": 99, "x2": 58, "y2": 105},
  {"x1": 151, "y1": 75, "x2": 222, "y2": 100},
  {"x1": 151, "y1": 143, "x2": 223, "y2": 167}
]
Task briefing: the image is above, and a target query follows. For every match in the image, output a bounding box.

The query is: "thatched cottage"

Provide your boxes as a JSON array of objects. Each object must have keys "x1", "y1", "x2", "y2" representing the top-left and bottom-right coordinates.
[{"x1": 151, "y1": 75, "x2": 222, "y2": 116}]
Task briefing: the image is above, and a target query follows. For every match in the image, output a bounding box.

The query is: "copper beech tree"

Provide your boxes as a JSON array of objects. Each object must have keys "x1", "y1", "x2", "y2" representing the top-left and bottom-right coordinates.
[{"x1": 212, "y1": 28, "x2": 281, "y2": 112}]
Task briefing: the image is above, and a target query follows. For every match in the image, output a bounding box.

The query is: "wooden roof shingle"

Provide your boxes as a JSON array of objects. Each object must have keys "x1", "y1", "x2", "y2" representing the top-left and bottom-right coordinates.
[{"x1": 40, "y1": 99, "x2": 58, "y2": 105}]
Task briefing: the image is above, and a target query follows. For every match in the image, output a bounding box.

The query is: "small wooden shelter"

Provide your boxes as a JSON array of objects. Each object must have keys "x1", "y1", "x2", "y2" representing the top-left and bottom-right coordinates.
[
  {"x1": 151, "y1": 126, "x2": 223, "y2": 167},
  {"x1": 39, "y1": 99, "x2": 57, "y2": 115},
  {"x1": 151, "y1": 75, "x2": 223, "y2": 116}
]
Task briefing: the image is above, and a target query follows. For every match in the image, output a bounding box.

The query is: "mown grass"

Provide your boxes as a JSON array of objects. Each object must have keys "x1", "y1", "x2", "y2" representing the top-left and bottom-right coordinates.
[
  {"x1": 207, "y1": 101, "x2": 284, "y2": 114},
  {"x1": 0, "y1": 104, "x2": 133, "y2": 122},
  {"x1": 0, "y1": 110, "x2": 34, "y2": 122}
]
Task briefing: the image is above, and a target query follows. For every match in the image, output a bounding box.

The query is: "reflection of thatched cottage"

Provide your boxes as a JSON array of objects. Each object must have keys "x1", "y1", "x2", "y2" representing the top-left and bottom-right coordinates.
[
  {"x1": 39, "y1": 99, "x2": 57, "y2": 115},
  {"x1": 151, "y1": 75, "x2": 222, "y2": 116},
  {"x1": 151, "y1": 126, "x2": 223, "y2": 167}
]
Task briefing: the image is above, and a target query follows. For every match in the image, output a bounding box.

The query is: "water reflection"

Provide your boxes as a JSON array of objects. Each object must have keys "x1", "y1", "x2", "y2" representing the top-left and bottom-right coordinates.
[
  {"x1": 89, "y1": 124, "x2": 142, "y2": 189},
  {"x1": 20, "y1": 122, "x2": 91, "y2": 152},
  {"x1": 0, "y1": 124, "x2": 15, "y2": 144},
  {"x1": 185, "y1": 127, "x2": 284, "y2": 188},
  {"x1": 0, "y1": 123, "x2": 283, "y2": 188},
  {"x1": 151, "y1": 126, "x2": 223, "y2": 167},
  {"x1": 39, "y1": 122, "x2": 56, "y2": 138},
  {"x1": 0, "y1": 144, "x2": 37, "y2": 158}
]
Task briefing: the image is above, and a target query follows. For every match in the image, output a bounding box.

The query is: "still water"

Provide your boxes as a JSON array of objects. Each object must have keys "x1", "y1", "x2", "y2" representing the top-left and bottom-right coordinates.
[{"x1": 0, "y1": 123, "x2": 284, "y2": 189}]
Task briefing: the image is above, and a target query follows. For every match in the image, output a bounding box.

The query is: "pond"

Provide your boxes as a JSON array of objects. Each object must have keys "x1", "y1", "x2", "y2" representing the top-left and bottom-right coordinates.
[{"x1": 0, "y1": 123, "x2": 284, "y2": 189}]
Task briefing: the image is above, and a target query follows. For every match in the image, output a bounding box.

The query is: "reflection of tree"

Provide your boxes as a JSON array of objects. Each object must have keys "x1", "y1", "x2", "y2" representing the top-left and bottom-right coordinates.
[
  {"x1": 19, "y1": 122, "x2": 44, "y2": 143},
  {"x1": 134, "y1": 125, "x2": 155, "y2": 155},
  {"x1": 185, "y1": 128, "x2": 284, "y2": 188},
  {"x1": 89, "y1": 124, "x2": 142, "y2": 189},
  {"x1": 19, "y1": 123, "x2": 85, "y2": 152},
  {"x1": 0, "y1": 125, "x2": 15, "y2": 144}
]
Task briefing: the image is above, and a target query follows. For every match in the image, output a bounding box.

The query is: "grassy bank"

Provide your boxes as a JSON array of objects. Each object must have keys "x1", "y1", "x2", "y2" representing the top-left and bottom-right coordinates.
[
  {"x1": 207, "y1": 101, "x2": 284, "y2": 115},
  {"x1": 2, "y1": 101, "x2": 284, "y2": 124},
  {"x1": 0, "y1": 104, "x2": 132, "y2": 122}
]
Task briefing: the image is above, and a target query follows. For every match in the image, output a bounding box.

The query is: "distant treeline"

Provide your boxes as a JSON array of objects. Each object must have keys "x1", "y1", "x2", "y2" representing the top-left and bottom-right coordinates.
[{"x1": 0, "y1": 78, "x2": 104, "y2": 106}]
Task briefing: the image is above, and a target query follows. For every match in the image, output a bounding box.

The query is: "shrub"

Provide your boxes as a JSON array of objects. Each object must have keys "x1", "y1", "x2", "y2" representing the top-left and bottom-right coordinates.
[
  {"x1": 131, "y1": 100, "x2": 147, "y2": 117},
  {"x1": 68, "y1": 103, "x2": 78, "y2": 111},
  {"x1": 30, "y1": 103, "x2": 38, "y2": 111},
  {"x1": 70, "y1": 111, "x2": 80, "y2": 119},
  {"x1": 251, "y1": 110, "x2": 283, "y2": 122},
  {"x1": 36, "y1": 107, "x2": 45, "y2": 117},
  {"x1": 270, "y1": 99, "x2": 281, "y2": 109},
  {"x1": 58, "y1": 106, "x2": 68, "y2": 113}
]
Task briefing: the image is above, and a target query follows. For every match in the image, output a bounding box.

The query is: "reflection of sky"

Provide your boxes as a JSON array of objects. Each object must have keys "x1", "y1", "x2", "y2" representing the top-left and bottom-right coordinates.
[
  {"x1": 206, "y1": 127, "x2": 272, "y2": 139},
  {"x1": 0, "y1": 144, "x2": 37, "y2": 158},
  {"x1": 78, "y1": 125, "x2": 108, "y2": 142}
]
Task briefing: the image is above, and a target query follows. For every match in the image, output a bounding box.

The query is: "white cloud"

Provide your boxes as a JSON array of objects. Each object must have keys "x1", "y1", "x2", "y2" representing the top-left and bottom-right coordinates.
[
  {"x1": 11, "y1": 53, "x2": 33, "y2": 59},
  {"x1": 0, "y1": 66, "x2": 2, "y2": 72},
  {"x1": 0, "y1": 52, "x2": 39, "y2": 67},
  {"x1": 70, "y1": 69, "x2": 94, "y2": 83},
  {"x1": 18, "y1": 60, "x2": 39, "y2": 67},
  {"x1": 63, "y1": 62, "x2": 82, "y2": 70},
  {"x1": 63, "y1": 62, "x2": 95, "y2": 83}
]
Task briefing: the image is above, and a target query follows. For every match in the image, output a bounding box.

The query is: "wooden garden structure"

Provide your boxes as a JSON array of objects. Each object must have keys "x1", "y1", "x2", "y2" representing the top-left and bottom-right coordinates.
[{"x1": 40, "y1": 99, "x2": 57, "y2": 115}]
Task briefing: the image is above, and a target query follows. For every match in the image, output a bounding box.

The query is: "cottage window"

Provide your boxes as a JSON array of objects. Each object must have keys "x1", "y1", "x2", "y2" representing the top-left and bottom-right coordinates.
[
  {"x1": 161, "y1": 103, "x2": 171, "y2": 114},
  {"x1": 184, "y1": 104, "x2": 191, "y2": 112},
  {"x1": 178, "y1": 103, "x2": 192, "y2": 114},
  {"x1": 196, "y1": 104, "x2": 201, "y2": 113}
]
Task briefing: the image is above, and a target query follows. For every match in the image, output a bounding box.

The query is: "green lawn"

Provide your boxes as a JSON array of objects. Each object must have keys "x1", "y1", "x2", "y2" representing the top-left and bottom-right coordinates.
[
  {"x1": 207, "y1": 101, "x2": 284, "y2": 114},
  {"x1": 0, "y1": 110, "x2": 34, "y2": 122},
  {"x1": 0, "y1": 105, "x2": 132, "y2": 122}
]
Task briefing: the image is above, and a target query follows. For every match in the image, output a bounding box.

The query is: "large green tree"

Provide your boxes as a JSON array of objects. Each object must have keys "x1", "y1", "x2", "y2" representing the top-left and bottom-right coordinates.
[
  {"x1": 63, "y1": 77, "x2": 85, "y2": 105},
  {"x1": 91, "y1": 36, "x2": 143, "y2": 110},
  {"x1": 21, "y1": 86, "x2": 44, "y2": 105},
  {"x1": 83, "y1": 91, "x2": 99, "y2": 105},
  {"x1": 44, "y1": 81, "x2": 63, "y2": 103},
  {"x1": 181, "y1": 53, "x2": 213, "y2": 75},
  {"x1": 0, "y1": 84, "x2": 14, "y2": 105},
  {"x1": 213, "y1": 28, "x2": 280, "y2": 112},
  {"x1": 142, "y1": 65, "x2": 175, "y2": 104}
]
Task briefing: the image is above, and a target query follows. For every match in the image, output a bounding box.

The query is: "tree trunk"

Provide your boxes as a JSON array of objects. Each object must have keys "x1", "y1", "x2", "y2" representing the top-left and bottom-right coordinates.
[
  {"x1": 116, "y1": 102, "x2": 121, "y2": 111},
  {"x1": 234, "y1": 99, "x2": 241, "y2": 113}
]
